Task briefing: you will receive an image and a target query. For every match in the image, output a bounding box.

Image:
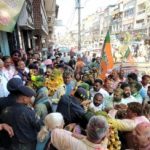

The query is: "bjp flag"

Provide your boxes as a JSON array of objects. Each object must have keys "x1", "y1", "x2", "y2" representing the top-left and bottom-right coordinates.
[
  {"x1": 99, "y1": 31, "x2": 114, "y2": 80},
  {"x1": 124, "y1": 46, "x2": 134, "y2": 64}
]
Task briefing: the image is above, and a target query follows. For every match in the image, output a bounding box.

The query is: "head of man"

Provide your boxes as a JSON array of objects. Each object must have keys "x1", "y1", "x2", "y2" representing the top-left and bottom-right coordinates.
[
  {"x1": 86, "y1": 116, "x2": 109, "y2": 144},
  {"x1": 127, "y1": 73, "x2": 138, "y2": 84},
  {"x1": 82, "y1": 74, "x2": 88, "y2": 82},
  {"x1": 143, "y1": 103, "x2": 150, "y2": 120},
  {"x1": 119, "y1": 69, "x2": 125, "y2": 79},
  {"x1": 63, "y1": 68, "x2": 73, "y2": 85},
  {"x1": 16, "y1": 93, "x2": 34, "y2": 105},
  {"x1": 126, "y1": 102, "x2": 142, "y2": 119},
  {"x1": 104, "y1": 78, "x2": 114, "y2": 94},
  {"x1": 75, "y1": 73, "x2": 81, "y2": 82},
  {"x1": 2, "y1": 56, "x2": 12, "y2": 69},
  {"x1": 74, "y1": 87, "x2": 88, "y2": 103},
  {"x1": 111, "y1": 69, "x2": 119, "y2": 80},
  {"x1": 142, "y1": 75, "x2": 150, "y2": 87},
  {"x1": 130, "y1": 82, "x2": 142, "y2": 95},
  {"x1": 121, "y1": 83, "x2": 131, "y2": 98},
  {"x1": 17, "y1": 60, "x2": 26, "y2": 71},
  {"x1": 132, "y1": 122, "x2": 150, "y2": 149},
  {"x1": 93, "y1": 93, "x2": 103, "y2": 107},
  {"x1": 11, "y1": 50, "x2": 21, "y2": 63},
  {"x1": 56, "y1": 56, "x2": 61, "y2": 63},
  {"x1": 113, "y1": 88, "x2": 123, "y2": 102},
  {"x1": 93, "y1": 79, "x2": 103, "y2": 92},
  {"x1": 33, "y1": 53, "x2": 40, "y2": 61},
  {"x1": 46, "y1": 68, "x2": 52, "y2": 77},
  {"x1": 7, "y1": 78, "x2": 35, "y2": 105},
  {"x1": 96, "y1": 57, "x2": 100, "y2": 63}
]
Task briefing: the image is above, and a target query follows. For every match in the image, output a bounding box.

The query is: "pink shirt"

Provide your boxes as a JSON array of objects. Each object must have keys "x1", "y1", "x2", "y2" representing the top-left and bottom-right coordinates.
[{"x1": 133, "y1": 116, "x2": 149, "y2": 125}]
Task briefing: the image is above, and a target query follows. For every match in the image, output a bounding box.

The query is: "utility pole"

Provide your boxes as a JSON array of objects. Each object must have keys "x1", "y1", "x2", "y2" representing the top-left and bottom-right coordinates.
[{"x1": 76, "y1": 0, "x2": 81, "y2": 51}]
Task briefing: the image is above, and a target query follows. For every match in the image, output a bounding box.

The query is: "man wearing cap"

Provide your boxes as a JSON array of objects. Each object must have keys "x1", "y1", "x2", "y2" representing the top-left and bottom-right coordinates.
[
  {"x1": 0, "y1": 78, "x2": 42, "y2": 150},
  {"x1": 0, "y1": 78, "x2": 32, "y2": 110},
  {"x1": 57, "y1": 87, "x2": 90, "y2": 127}
]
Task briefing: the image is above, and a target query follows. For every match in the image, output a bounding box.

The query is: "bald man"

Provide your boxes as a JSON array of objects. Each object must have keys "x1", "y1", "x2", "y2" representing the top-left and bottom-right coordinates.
[{"x1": 132, "y1": 122, "x2": 150, "y2": 150}]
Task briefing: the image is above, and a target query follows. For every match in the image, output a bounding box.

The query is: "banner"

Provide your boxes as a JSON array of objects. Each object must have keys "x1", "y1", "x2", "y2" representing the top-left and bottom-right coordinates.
[{"x1": 0, "y1": 0, "x2": 25, "y2": 32}]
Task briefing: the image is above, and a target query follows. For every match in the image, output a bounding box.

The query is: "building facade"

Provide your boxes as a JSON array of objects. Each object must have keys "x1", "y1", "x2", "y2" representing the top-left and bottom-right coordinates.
[{"x1": 134, "y1": 0, "x2": 150, "y2": 40}]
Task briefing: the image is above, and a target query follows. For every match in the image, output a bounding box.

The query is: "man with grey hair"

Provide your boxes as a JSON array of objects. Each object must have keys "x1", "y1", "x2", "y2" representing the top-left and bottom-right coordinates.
[
  {"x1": 86, "y1": 116, "x2": 109, "y2": 144},
  {"x1": 0, "y1": 59, "x2": 9, "y2": 97},
  {"x1": 51, "y1": 116, "x2": 109, "y2": 150}
]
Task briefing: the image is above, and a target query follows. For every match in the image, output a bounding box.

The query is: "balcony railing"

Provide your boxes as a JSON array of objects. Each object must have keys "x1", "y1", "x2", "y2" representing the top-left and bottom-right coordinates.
[{"x1": 134, "y1": 23, "x2": 146, "y2": 29}]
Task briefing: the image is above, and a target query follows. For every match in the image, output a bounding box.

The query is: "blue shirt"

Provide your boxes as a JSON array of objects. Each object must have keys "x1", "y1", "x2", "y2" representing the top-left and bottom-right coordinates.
[
  {"x1": 139, "y1": 87, "x2": 147, "y2": 99},
  {"x1": 65, "y1": 81, "x2": 75, "y2": 95}
]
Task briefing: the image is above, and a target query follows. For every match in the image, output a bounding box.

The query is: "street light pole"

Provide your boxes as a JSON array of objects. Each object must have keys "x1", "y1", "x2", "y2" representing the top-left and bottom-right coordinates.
[{"x1": 76, "y1": 0, "x2": 81, "y2": 51}]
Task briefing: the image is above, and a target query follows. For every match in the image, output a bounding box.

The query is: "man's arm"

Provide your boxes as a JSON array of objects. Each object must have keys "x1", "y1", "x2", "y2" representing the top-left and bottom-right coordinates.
[
  {"x1": 108, "y1": 118, "x2": 136, "y2": 131},
  {"x1": 51, "y1": 128, "x2": 78, "y2": 149},
  {"x1": 0, "y1": 123, "x2": 14, "y2": 137},
  {"x1": 51, "y1": 86, "x2": 65, "y2": 104}
]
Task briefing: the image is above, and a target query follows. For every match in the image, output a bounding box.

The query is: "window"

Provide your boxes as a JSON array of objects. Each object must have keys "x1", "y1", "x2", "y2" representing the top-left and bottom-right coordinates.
[
  {"x1": 123, "y1": 1, "x2": 135, "y2": 9},
  {"x1": 136, "y1": 19, "x2": 144, "y2": 24},
  {"x1": 124, "y1": 8, "x2": 134, "y2": 17}
]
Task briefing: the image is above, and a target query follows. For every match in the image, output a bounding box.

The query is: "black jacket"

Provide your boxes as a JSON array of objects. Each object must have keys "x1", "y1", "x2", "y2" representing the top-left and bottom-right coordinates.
[{"x1": 57, "y1": 95, "x2": 85, "y2": 125}]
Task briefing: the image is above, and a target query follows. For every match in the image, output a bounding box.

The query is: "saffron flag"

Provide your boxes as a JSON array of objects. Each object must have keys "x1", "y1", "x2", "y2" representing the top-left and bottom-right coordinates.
[
  {"x1": 124, "y1": 46, "x2": 134, "y2": 64},
  {"x1": 99, "y1": 31, "x2": 114, "y2": 79}
]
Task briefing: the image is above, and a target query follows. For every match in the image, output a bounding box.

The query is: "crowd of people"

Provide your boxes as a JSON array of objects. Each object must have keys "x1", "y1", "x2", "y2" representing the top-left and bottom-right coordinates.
[{"x1": 0, "y1": 49, "x2": 150, "y2": 150}]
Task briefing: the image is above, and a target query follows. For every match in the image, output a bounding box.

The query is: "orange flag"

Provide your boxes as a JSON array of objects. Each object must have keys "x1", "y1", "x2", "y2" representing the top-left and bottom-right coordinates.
[{"x1": 99, "y1": 31, "x2": 114, "y2": 80}]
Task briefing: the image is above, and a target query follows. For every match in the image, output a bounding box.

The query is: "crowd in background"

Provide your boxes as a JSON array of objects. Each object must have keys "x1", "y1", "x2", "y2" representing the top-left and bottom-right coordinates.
[{"x1": 0, "y1": 48, "x2": 150, "y2": 150}]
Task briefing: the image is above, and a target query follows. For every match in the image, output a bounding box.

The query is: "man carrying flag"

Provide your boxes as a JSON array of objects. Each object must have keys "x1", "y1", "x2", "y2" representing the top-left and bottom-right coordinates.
[{"x1": 99, "y1": 31, "x2": 114, "y2": 80}]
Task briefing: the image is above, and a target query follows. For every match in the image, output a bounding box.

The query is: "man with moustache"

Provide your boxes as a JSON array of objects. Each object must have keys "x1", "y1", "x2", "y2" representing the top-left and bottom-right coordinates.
[
  {"x1": 120, "y1": 83, "x2": 138, "y2": 105},
  {"x1": 105, "y1": 88, "x2": 126, "y2": 110},
  {"x1": 89, "y1": 93, "x2": 105, "y2": 112}
]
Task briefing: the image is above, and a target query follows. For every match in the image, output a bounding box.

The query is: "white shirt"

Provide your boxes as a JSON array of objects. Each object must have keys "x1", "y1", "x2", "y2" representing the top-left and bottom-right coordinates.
[
  {"x1": 0, "y1": 72, "x2": 9, "y2": 97},
  {"x1": 121, "y1": 95, "x2": 139, "y2": 105},
  {"x1": 90, "y1": 88, "x2": 109, "y2": 100},
  {"x1": 62, "y1": 56, "x2": 70, "y2": 63},
  {"x1": 89, "y1": 102, "x2": 105, "y2": 112}
]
